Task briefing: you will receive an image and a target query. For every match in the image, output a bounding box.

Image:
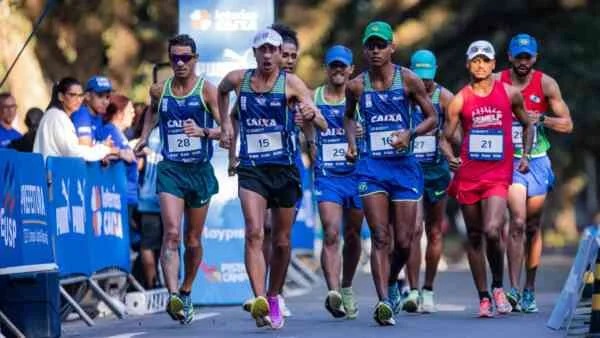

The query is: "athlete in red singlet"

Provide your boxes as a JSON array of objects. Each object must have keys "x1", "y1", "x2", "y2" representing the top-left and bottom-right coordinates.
[
  {"x1": 496, "y1": 34, "x2": 573, "y2": 313},
  {"x1": 444, "y1": 40, "x2": 534, "y2": 318}
]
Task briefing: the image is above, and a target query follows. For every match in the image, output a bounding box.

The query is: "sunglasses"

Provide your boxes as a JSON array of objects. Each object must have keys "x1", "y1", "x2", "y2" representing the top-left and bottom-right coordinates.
[
  {"x1": 468, "y1": 45, "x2": 493, "y2": 56},
  {"x1": 365, "y1": 40, "x2": 389, "y2": 51},
  {"x1": 170, "y1": 53, "x2": 196, "y2": 64}
]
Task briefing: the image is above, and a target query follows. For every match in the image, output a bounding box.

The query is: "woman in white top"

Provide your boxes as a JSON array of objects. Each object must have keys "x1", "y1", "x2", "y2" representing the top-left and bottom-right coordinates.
[{"x1": 33, "y1": 77, "x2": 115, "y2": 161}]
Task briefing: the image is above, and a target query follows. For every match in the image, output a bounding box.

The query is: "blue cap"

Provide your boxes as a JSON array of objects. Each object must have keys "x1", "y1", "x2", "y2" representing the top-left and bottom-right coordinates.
[
  {"x1": 85, "y1": 76, "x2": 112, "y2": 93},
  {"x1": 509, "y1": 34, "x2": 538, "y2": 57},
  {"x1": 410, "y1": 49, "x2": 437, "y2": 80},
  {"x1": 325, "y1": 45, "x2": 353, "y2": 66}
]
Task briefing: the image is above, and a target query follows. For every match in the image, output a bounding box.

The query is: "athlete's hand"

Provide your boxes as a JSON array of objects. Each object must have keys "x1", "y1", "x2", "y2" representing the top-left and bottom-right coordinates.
[
  {"x1": 448, "y1": 156, "x2": 462, "y2": 171},
  {"x1": 390, "y1": 130, "x2": 410, "y2": 149},
  {"x1": 294, "y1": 110, "x2": 305, "y2": 128},
  {"x1": 219, "y1": 124, "x2": 234, "y2": 149},
  {"x1": 133, "y1": 138, "x2": 147, "y2": 156},
  {"x1": 356, "y1": 122, "x2": 364, "y2": 138},
  {"x1": 183, "y1": 119, "x2": 205, "y2": 137},
  {"x1": 298, "y1": 102, "x2": 317, "y2": 123},
  {"x1": 228, "y1": 156, "x2": 239, "y2": 177},
  {"x1": 517, "y1": 157, "x2": 529, "y2": 173},
  {"x1": 346, "y1": 143, "x2": 358, "y2": 163}
]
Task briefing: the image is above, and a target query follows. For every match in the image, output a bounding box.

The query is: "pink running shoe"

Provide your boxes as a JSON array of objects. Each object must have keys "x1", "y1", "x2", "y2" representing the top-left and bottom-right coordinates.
[
  {"x1": 492, "y1": 288, "x2": 513, "y2": 314},
  {"x1": 479, "y1": 297, "x2": 493, "y2": 318},
  {"x1": 267, "y1": 296, "x2": 284, "y2": 329}
]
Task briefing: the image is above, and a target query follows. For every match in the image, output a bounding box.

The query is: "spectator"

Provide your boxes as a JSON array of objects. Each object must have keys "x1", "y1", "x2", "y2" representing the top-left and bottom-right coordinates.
[
  {"x1": 9, "y1": 107, "x2": 43, "y2": 152},
  {"x1": 98, "y1": 94, "x2": 138, "y2": 212},
  {"x1": 71, "y1": 75, "x2": 112, "y2": 145},
  {"x1": 33, "y1": 77, "x2": 115, "y2": 161},
  {"x1": 124, "y1": 102, "x2": 147, "y2": 140},
  {"x1": 0, "y1": 92, "x2": 23, "y2": 148}
]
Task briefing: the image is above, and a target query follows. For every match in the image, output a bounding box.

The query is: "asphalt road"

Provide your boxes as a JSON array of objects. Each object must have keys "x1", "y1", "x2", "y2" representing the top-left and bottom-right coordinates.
[{"x1": 63, "y1": 254, "x2": 573, "y2": 338}]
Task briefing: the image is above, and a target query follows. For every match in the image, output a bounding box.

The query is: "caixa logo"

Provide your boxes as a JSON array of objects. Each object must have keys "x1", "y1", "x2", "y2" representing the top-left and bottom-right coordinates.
[{"x1": 0, "y1": 208, "x2": 17, "y2": 249}]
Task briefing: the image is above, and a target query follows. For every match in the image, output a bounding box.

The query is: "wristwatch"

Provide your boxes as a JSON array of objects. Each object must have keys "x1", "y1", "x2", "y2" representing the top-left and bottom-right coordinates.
[{"x1": 538, "y1": 115, "x2": 546, "y2": 124}]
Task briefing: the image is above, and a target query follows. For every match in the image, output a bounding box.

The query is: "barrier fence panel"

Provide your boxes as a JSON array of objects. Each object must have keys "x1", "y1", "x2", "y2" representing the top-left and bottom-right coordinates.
[
  {"x1": 0, "y1": 151, "x2": 55, "y2": 272},
  {"x1": 86, "y1": 161, "x2": 130, "y2": 274},
  {"x1": 46, "y1": 156, "x2": 91, "y2": 278}
]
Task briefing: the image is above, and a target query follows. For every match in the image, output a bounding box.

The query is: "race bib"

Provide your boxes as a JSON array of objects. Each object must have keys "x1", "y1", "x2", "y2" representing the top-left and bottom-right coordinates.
[
  {"x1": 167, "y1": 134, "x2": 201, "y2": 153},
  {"x1": 322, "y1": 143, "x2": 347, "y2": 162},
  {"x1": 468, "y1": 129, "x2": 503, "y2": 160},
  {"x1": 511, "y1": 122, "x2": 537, "y2": 147},
  {"x1": 413, "y1": 135, "x2": 437, "y2": 157},
  {"x1": 247, "y1": 131, "x2": 283, "y2": 154},
  {"x1": 369, "y1": 130, "x2": 395, "y2": 152}
]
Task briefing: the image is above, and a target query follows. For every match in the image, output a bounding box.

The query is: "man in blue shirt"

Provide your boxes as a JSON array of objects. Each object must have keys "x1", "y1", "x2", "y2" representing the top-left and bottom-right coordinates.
[
  {"x1": 0, "y1": 93, "x2": 22, "y2": 148},
  {"x1": 71, "y1": 76, "x2": 112, "y2": 145}
]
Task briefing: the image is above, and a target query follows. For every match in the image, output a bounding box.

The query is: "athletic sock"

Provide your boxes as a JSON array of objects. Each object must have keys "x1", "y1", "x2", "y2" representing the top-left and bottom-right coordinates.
[
  {"x1": 179, "y1": 290, "x2": 191, "y2": 297},
  {"x1": 422, "y1": 286, "x2": 433, "y2": 292},
  {"x1": 491, "y1": 280, "x2": 502, "y2": 289},
  {"x1": 478, "y1": 291, "x2": 491, "y2": 300}
]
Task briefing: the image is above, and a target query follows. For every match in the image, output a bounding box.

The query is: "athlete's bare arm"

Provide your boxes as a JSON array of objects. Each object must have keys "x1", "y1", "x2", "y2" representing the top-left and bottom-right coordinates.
[
  {"x1": 217, "y1": 70, "x2": 245, "y2": 149},
  {"x1": 201, "y1": 81, "x2": 222, "y2": 139},
  {"x1": 438, "y1": 86, "x2": 457, "y2": 163},
  {"x1": 404, "y1": 68, "x2": 437, "y2": 137},
  {"x1": 443, "y1": 92, "x2": 464, "y2": 170},
  {"x1": 541, "y1": 74, "x2": 573, "y2": 133},
  {"x1": 344, "y1": 75, "x2": 364, "y2": 161},
  {"x1": 286, "y1": 74, "x2": 327, "y2": 132},
  {"x1": 507, "y1": 83, "x2": 533, "y2": 173},
  {"x1": 134, "y1": 82, "x2": 164, "y2": 154}
]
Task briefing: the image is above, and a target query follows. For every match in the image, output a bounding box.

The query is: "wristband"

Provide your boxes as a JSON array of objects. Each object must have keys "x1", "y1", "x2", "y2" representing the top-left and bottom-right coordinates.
[{"x1": 538, "y1": 115, "x2": 545, "y2": 124}]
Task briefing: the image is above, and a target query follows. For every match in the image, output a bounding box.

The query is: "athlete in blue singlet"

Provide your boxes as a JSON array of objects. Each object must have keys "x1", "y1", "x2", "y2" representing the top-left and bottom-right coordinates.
[
  {"x1": 313, "y1": 45, "x2": 364, "y2": 320},
  {"x1": 148, "y1": 34, "x2": 222, "y2": 325},
  {"x1": 344, "y1": 21, "x2": 437, "y2": 326},
  {"x1": 218, "y1": 28, "x2": 325, "y2": 330},
  {"x1": 402, "y1": 50, "x2": 455, "y2": 314}
]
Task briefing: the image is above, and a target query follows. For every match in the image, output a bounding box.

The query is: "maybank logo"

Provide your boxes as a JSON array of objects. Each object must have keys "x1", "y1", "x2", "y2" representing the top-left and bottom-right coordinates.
[
  {"x1": 201, "y1": 262, "x2": 248, "y2": 283},
  {"x1": 190, "y1": 9, "x2": 258, "y2": 32}
]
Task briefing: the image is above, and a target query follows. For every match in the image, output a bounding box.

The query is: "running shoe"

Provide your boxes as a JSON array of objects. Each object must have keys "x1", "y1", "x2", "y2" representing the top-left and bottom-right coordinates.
[
  {"x1": 268, "y1": 295, "x2": 284, "y2": 329},
  {"x1": 420, "y1": 290, "x2": 436, "y2": 313},
  {"x1": 325, "y1": 290, "x2": 347, "y2": 318},
  {"x1": 388, "y1": 284, "x2": 402, "y2": 314},
  {"x1": 402, "y1": 289, "x2": 420, "y2": 313},
  {"x1": 492, "y1": 288, "x2": 513, "y2": 314},
  {"x1": 250, "y1": 296, "x2": 270, "y2": 328},
  {"x1": 278, "y1": 295, "x2": 292, "y2": 317},
  {"x1": 373, "y1": 301, "x2": 395, "y2": 326},
  {"x1": 242, "y1": 298, "x2": 253, "y2": 313},
  {"x1": 180, "y1": 292, "x2": 194, "y2": 325},
  {"x1": 521, "y1": 289, "x2": 539, "y2": 313},
  {"x1": 341, "y1": 287, "x2": 359, "y2": 319},
  {"x1": 505, "y1": 288, "x2": 522, "y2": 312},
  {"x1": 479, "y1": 297, "x2": 493, "y2": 318},
  {"x1": 166, "y1": 293, "x2": 184, "y2": 321}
]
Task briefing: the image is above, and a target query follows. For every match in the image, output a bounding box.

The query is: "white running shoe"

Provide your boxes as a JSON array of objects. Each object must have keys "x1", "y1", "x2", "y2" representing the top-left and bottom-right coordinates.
[{"x1": 278, "y1": 294, "x2": 292, "y2": 317}]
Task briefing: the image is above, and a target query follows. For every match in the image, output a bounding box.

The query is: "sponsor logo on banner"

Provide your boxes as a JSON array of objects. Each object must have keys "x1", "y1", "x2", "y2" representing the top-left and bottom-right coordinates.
[
  {"x1": 57, "y1": 179, "x2": 86, "y2": 236},
  {"x1": 203, "y1": 228, "x2": 244, "y2": 241},
  {"x1": 190, "y1": 8, "x2": 258, "y2": 32},
  {"x1": 0, "y1": 161, "x2": 17, "y2": 249},
  {"x1": 91, "y1": 185, "x2": 124, "y2": 239},
  {"x1": 20, "y1": 184, "x2": 49, "y2": 245},
  {"x1": 200, "y1": 262, "x2": 249, "y2": 283}
]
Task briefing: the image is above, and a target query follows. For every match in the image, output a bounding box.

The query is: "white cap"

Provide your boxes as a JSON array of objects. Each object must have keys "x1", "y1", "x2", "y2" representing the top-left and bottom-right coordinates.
[
  {"x1": 252, "y1": 28, "x2": 283, "y2": 48},
  {"x1": 466, "y1": 40, "x2": 495, "y2": 60}
]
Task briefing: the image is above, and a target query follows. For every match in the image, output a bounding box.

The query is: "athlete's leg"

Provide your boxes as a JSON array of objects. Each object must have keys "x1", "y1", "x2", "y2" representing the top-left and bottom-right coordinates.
[
  {"x1": 240, "y1": 188, "x2": 268, "y2": 296},
  {"x1": 462, "y1": 203, "x2": 487, "y2": 293},
  {"x1": 524, "y1": 195, "x2": 546, "y2": 289},
  {"x1": 268, "y1": 207, "x2": 296, "y2": 296},
  {"x1": 342, "y1": 208, "x2": 364, "y2": 288},
  {"x1": 423, "y1": 196, "x2": 447, "y2": 290},
  {"x1": 159, "y1": 193, "x2": 185, "y2": 293},
  {"x1": 362, "y1": 193, "x2": 392, "y2": 301},
  {"x1": 319, "y1": 202, "x2": 344, "y2": 291},
  {"x1": 507, "y1": 184, "x2": 527, "y2": 289},
  {"x1": 481, "y1": 196, "x2": 508, "y2": 289},
  {"x1": 263, "y1": 209, "x2": 273, "y2": 273},
  {"x1": 406, "y1": 200, "x2": 424, "y2": 289},
  {"x1": 180, "y1": 204, "x2": 210, "y2": 292},
  {"x1": 389, "y1": 200, "x2": 419, "y2": 289}
]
